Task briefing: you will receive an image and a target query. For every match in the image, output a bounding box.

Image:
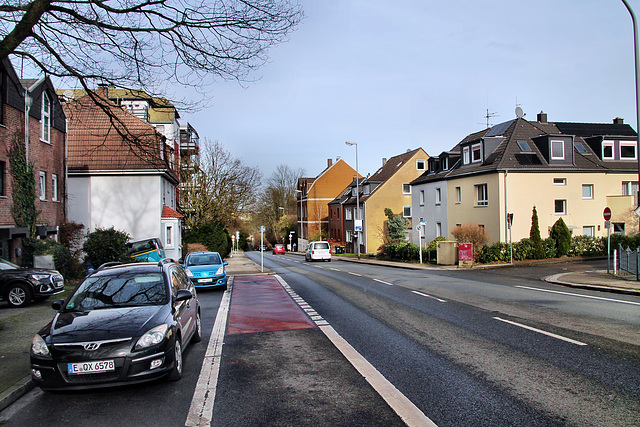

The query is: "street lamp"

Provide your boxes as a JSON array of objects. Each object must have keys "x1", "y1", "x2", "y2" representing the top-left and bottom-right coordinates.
[
  {"x1": 345, "y1": 141, "x2": 361, "y2": 259},
  {"x1": 622, "y1": 0, "x2": 640, "y2": 208}
]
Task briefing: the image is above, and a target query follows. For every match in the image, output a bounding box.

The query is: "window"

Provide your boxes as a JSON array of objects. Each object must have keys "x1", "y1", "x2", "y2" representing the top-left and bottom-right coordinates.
[
  {"x1": 623, "y1": 181, "x2": 639, "y2": 196},
  {"x1": 402, "y1": 183, "x2": 411, "y2": 194},
  {"x1": 583, "y1": 226, "x2": 594, "y2": 237},
  {"x1": 51, "y1": 174, "x2": 58, "y2": 201},
  {"x1": 0, "y1": 161, "x2": 5, "y2": 196},
  {"x1": 39, "y1": 171, "x2": 46, "y2": 200},
  {"x1": 419, "y1": 190, "x2": 425, "y2": 206},
  {"x1": 456, "y1": 187, "x2": 461, "y2": 203},
  {"x1": 436, "y1": 222, "x2": 442, "y2": 237},
  {"x1": 517, "y1": 140, "x2": 532, "y2": 151},
  {"x1": 555, "y1": 199, "x2": 566, "y2": 215},
  {"x1": 442, "y1": 157, "x2": 449, "y2": 170},
  {"x1": 403, "y1": 206, "x2": 411, "y2": 218},
  {"x1": 574, "y1": 142, "x2": 587, "y2": 153},
  {"x1": 363, "y1": 184, "x2": 370, "y2": 195},
  {"x1": 416, "y1": 159, "x2": 426, "y2": 171},
  {"x1": 435, "y1": 188, "x2": 442, "y2": 205},
  {"x1": 351, "y1": 187, "x2": 357, "y2": 197},
  {"x1": 41, "y1": 92, "x2": 50, "y2": 143},
  {"x1": 475, "y1": 184, "x2": 488, "y2": 206},
  {"x1": 602, "y1": 141, "x2": 614, "y2": 159},
  {"x1": 613, "y1": 222, "x2": 625, "y2": 234},
  {"x1": 582, "y1": 184, "x2": 593, "y2": 200},
  {"x1": 463, "y1": 146, "x2": 470, "y2": 164},
  {"x1": 554, "y1": 178, "x2": 566, "y2": 185},
  {"x1": 346, "y1": 230, "x2": 353, "y2": 242},
  {"x1": 551, "y1": 140, "x2": 564, "y2": 160},
  {"x1": 345, "y1": 208, "x2": 352, "y2": 220},
  {"x1": 166, "y1": 225, "x2": 173, "y2": 247},
  {"x1": 472, "y1": 143, "x2": 482, "y2": 162},
  {"x1": 620, "y1": 142, "x2": 637, "y2": 160}
]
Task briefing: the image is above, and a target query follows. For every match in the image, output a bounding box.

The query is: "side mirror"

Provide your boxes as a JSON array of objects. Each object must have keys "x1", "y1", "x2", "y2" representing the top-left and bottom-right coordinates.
[
  {"x1": 224, "y1": 261, "x2": 228, "y2": 266},
  {"x1": 175, "y1": 289, "x2": 193, "y2": 303},
  {"x1": 51, "y1": 299, "x2": 65, "y2": 310}
]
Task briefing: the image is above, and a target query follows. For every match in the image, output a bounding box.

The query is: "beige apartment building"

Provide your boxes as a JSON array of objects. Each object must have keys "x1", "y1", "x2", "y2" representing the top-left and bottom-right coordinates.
[{"x1": 411, "y1": 112, "x2": 638, "y2": 245}]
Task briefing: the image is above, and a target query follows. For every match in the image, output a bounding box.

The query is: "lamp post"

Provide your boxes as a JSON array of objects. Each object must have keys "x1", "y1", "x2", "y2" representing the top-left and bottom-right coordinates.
[
  {"x1": 622, "y1": 0, "x2": 640, "y2": 207},
  {"x1": 345, "y1": 141, "x2": 361, "y2": 259}
]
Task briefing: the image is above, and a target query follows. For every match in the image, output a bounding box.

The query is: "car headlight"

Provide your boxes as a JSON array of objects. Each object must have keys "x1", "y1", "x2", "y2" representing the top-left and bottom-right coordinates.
[
  {"x1": 31, "y1": 274, "x2": 51, "y2": 281},
  {"x1": 185, "y1": 269, "x2": 193, "y2": 277},
  {"x1": 135, "y1": 324, "x2": 169, "y2": 350},
  {"x1": 216, "y1": 267, "x2": 224, "y2": 275},
  {"x1": 31, "y1": 334, "x2": 50, "y2": 357}
]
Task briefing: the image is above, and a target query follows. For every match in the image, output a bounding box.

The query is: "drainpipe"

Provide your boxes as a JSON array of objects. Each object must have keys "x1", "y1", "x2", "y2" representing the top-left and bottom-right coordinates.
[{"x1": 24, "y1": 88, "x2": 32, "y2": 162}]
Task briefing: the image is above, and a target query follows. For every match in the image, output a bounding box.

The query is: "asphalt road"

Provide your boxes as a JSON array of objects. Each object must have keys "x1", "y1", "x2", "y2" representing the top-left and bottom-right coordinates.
[
  {"x1": 1, "y1": 253, "x2": 639, "y2": 426},
  {"x1": 254, "y1": 252, "x2": 640, "y2": 426}
]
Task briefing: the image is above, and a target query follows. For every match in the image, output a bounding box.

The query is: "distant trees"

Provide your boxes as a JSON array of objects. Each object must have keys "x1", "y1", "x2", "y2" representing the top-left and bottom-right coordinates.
[{"x1": 181, "y1": 139, "x2": 261, "y2": 230}]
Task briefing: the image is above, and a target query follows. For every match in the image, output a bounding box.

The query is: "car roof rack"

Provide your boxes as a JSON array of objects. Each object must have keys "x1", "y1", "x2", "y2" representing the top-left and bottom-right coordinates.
[{"x1": 96, "y1": 262, "x2": 122, "y2": 271}]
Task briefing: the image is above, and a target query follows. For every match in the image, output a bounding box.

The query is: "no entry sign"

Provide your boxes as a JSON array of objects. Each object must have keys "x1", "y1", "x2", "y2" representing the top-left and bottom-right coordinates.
[{"x1": 603, "y1": 207, "x2": 612, "y2": 221}]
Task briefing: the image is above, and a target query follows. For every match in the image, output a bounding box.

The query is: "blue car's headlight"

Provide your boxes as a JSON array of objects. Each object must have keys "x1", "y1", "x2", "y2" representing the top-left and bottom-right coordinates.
[{"x1": 216, "y1": 267, "x2": 224, "y2": 275}]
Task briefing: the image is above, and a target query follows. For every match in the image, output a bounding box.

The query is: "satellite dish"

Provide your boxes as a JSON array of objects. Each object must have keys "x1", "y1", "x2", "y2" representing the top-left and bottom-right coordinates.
[
  {"x1": 62, "y1": 89, "x2": 74, "y2": 100},
  {"x1": 515, "y1": 106, "x2": 524, "y2": 118}
]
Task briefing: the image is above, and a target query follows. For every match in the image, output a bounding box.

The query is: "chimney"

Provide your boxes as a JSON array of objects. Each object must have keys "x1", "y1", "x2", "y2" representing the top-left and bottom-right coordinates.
[
  {"x1": 613, "y1": 117, "x2": 624, "y2": 125},
  {"x1": 382, "y1": 158, "x2": 387, "y2": 166},
  {"x1": 537, "y1": 111, "x2": 547, "y2": 123},
  {"x1": 327, "y1": 158, "x2": 333, "y2": 167}
]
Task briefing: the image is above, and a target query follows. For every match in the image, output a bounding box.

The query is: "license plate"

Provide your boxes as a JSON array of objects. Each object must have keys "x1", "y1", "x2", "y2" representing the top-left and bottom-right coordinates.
[
  {"x1": 68, "y1": 360, "x2": 115, "y2": 375},
  {"x1": 198, "y1": 278, "x2": 213, "y2": 283}
]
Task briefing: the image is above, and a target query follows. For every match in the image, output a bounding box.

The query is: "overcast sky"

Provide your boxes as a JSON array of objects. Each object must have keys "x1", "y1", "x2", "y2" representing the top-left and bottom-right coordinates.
[{"x1": 182, "y1": 0, "x2": 640, "y2": 180}]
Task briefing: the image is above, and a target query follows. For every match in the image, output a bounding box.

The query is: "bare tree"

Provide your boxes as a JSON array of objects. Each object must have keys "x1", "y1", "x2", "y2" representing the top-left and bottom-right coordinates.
[
  {"x1": 1, "y1": 1, "x2": 302, "y2": 153},
  {"x1": 181, "y1": 139, "x2": 261, "y2": 229}
]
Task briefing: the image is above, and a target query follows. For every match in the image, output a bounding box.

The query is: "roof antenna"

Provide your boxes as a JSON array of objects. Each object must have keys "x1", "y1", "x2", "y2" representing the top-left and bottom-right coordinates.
[
  {"x1": 483, "y1": 108, "x2": 498, "y2": 128},
  {"x1": 515, "y1": 97, "x2": 525, "y2": 118}
]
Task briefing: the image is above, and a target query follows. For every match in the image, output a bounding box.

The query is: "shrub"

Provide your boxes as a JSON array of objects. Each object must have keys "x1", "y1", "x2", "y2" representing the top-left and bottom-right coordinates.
[
  {"x1": 183, "y1": 222, "x2": 231, "y2": 257},
  {"x1": 569, "y1": 235, "x2": 606, "y2": 257},
  {"x1": 82, "y1": 227, "x2": 131, "y2": 268},
  {"x1": 451, "y1": 223, "x2": 488, "y2": 260},
  {"x1": 549, "y1": 218, "x2": 571, "y2": 257}
]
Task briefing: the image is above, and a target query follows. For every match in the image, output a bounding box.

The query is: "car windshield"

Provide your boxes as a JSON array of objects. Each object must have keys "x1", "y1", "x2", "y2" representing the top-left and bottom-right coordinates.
[
  {"x1": 65, "y1": 272, "x2": 167, "y2": 311},
  {"x1": 187, "y1": 253, "x2": 222, "y2": 266}
]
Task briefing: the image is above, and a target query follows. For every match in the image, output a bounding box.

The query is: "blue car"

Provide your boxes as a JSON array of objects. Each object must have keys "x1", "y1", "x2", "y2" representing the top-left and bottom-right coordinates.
[{"x1": 182, "y1": 251, "x2": 228, "y2": 290}]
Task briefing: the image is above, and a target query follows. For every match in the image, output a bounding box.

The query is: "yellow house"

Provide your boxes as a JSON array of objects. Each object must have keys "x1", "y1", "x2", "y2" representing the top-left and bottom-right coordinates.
[
  {"x1": 297, "y1": 158, "x2": 359, "y2": 241},
  {"x1": 336, "y1": 148, "x2": 429, "y2": 254},
  {"x1": 411, "y1": 112, "x2": 638, "y2": 245}
]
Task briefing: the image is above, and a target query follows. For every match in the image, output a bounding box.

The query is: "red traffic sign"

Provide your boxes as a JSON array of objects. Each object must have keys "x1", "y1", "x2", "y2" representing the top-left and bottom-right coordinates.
[{"x1": 603, "y1": 207, "x2": 612, "y2": 221}]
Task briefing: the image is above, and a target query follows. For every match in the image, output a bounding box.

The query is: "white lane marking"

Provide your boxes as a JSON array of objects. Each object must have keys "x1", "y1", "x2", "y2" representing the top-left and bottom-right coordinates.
[
  {"x1": 275, "y1": 274, "x2": 435, "y2": 426},
  {"x1": 348, "y1": 272, "x2": 362, "y2": 277},
  {"x1": 412, "y1": 290, "x2": 446, "y2": 303},
  {"x1": 320, "y1": 324, "x2": 437, "y2": 427},
  {"x1": 516, "y1": 285, "x2": 640, "y2": 306},
  {"x1": 374, "y1": 279, "x2": 394, "y2": 286},
  {"x1": 493, "y1": 317, "x2": 588, "y2": 346},
  {"x1": 186, "y1": 279, "x2": 233, "y2": 427},
  {"x1": 330, "y1": 268, "x2": 340, "y2": 271}
]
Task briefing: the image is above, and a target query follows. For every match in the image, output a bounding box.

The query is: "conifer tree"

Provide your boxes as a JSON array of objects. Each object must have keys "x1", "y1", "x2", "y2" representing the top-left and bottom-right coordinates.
[{"x1": 530, "y1": 206, "x2": 546, "y2": 259}]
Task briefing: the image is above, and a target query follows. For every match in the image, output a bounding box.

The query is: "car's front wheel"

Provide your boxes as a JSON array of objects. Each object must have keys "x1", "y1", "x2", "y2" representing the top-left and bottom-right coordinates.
[
  {"x1": 192, "y1": 312, "x2": 202, "y2": 343},
  {"x1": 6, "y1": 283, "x2": 32, "y2": 308},
  {"x1": 168, "y1": 337, "x2": 183, "y2": 381}
]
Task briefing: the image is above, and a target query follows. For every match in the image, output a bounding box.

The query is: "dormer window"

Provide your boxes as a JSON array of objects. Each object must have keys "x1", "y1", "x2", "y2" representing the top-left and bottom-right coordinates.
[
  {"x1": 363, "y1": 184, "x2": 370, "y2": 195},
  {"x1": 551, "y1": 140, "x2": 564, "y2": 160},
  {"x1": 602, "y1": 140, "x2": 615, "y2": 160},
  {"x1": 442, "y1": 157, "x2": 449, "y2": 170},
  {"x1": 471, "y1": 143, "x2": 482, "y2": 162},
  {"x1": 463, "y1": 146, "x2": 470, "y2": 164},
  {"x1": 620, "y1": 141, "x2": 637, "y2": 160}
]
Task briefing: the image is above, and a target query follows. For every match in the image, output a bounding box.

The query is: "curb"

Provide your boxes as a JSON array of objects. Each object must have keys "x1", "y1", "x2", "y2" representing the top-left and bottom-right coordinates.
[
  {"x1": 544, "y1": 273, "x2": 640, "y2": 296},
  {"x1": 0, "y1": 376, "x2": 34, "y2": 413}
]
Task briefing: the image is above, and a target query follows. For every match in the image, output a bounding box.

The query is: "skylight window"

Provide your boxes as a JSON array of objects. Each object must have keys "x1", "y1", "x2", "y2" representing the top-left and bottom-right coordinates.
[
  {"x1": 574, "y1": 142, "x2": 587, "y2": 153},
  {"x1": 516, "y1": 140, "x2": 531, "y2": 151}
]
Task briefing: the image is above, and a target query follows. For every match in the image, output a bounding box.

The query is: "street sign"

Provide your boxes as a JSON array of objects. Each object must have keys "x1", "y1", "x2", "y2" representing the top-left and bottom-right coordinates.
[
  {"x1": 416, "y1": 225, "x2": 421, "y2": 231},
  {"x1": 355, "y1": 219, "x2": 363, "y2": 232},
  {"x1": 603, "y1": 207, "x2": 612, "y2": 221}
]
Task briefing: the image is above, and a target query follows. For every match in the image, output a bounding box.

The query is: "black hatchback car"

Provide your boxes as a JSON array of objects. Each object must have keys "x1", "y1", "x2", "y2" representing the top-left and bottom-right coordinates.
[
  {"x1": 30, "y1": 260, "x2": 201, "y2": 390},
  {"x1": 0, "y1": 258, "x2": 65, "y2": 307}
]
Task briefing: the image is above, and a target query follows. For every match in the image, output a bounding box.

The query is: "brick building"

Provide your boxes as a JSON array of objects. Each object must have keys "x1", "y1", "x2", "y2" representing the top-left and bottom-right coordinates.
[{"x1": 0, "y1": 58, "x2": 66, "y2": 264}]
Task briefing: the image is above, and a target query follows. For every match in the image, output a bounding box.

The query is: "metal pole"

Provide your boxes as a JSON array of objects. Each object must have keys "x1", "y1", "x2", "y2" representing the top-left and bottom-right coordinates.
[
  {"x1": 621, "y1": 0, "x2": 640, "y2": 206},
  {"x1": 355, "y1": 143, "x2": 360, "y2": 260}
]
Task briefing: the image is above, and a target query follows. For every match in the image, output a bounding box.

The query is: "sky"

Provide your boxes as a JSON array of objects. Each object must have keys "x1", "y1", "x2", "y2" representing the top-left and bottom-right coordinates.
[{"x1": 182, "y1": 0, "x2": 640, "y2": 180}]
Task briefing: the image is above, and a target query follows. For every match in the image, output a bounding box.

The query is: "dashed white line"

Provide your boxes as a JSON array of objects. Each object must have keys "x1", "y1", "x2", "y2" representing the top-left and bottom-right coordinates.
[
  {"x1": 494, "y1": 317, "x2": 587, "y2": 346},
  {"x1": 411, "y1": 291, "x2": 446, "y2": 303},
  {"x1": 347, "y1": 272, "x2": 362, "y2": 277},
  {"x1": 374, "y1": 279, "x2": 394, "y2": 286},
  {"x1": 516, "y1": 285, "x2": 640, "y2": 306}
]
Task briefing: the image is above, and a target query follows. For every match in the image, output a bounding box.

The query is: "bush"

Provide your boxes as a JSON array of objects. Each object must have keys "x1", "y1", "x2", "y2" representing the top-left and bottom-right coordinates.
[
  {"x1": 569, "y1": 235, "x2": 606, "y2": 257},
  {"x1": 451, "y1": 224, "x2": 488, "y2": 260},
  {"x1": 548, "y1": 218, "x2": 571, "y2": 257},
  {"x1": 83, "y1": 227, "x2": 131, "y2": 268},
  {"x1": 183, "y1": 222, "x2": 231, "y2": 257}
]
